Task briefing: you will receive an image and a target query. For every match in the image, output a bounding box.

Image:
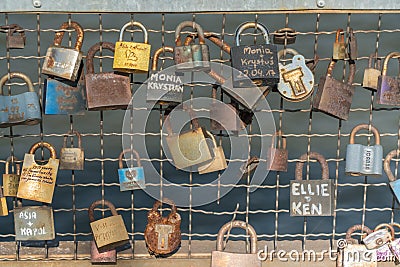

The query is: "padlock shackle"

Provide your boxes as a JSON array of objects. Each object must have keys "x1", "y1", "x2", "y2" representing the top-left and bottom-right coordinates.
[
  {"x1": 174, "y1": 21, "x2": 206, "y2": 47},
  {"x1": 216, "y1": 220, "x2": 257, "y2": 253},
  {"x1": 335, "y1": 28, "x2": 344, "y2": 43},
  {"x1": 152, "y1": 198, "x2": 178, "y2": 220},
  {"x1": 3, "y1": 24, "x2": 26, "y2": 39},
  {"x1": 53, "y1": 21, "x2": 84, "y2": 51},
  {"x1": 183, "y1": 104, "x2": 201, "y2": 129},
  {"x1": 368, "y1": 53, "x2": 381, "y2": 69},
  {"x1": 88, "y1": 199, "x2": 118, "y2": 223},
  {"x1": 86, "y1": 42, "x2": 115, "y2": 74},
  {"x1": 271, "y1": 130, "x2": 286, "y2": 149},
  {"x1": 118, "y1": 148, "x2": 141, "y2": 169},
  {"x1": 235, "y1": 21, "x2": 270, "y2": 46},
  {"x1": 63, "y1": 130, "x2": 82, "y2": 149},
  {"x1": 384, "y1": 149, "x2": 400, "y2": 182},
  {"x1": 390, "y1": 222, "x2": 400, "y2": 231},
  {"x1": 207, "y1": 69, "x2": 227, "y2": 85},
  {"x1": 240, "y1": 156, "x2": 259, "y2": 174},
  {"x1": 345, "y1": 224, "x2": 373, "y2": 245},
  {"x1": 152, "y1": 46, "x2": 174, "y2": 71},
  {"x1": 183, "y1": 31, "x2": 231, "y2": 54},
  {"x1": 326, "y1": 59, "x2": 356, "y2": 85},
  {"x1": 5, "y1": 155, "x2": 20, "y2": 175},
  {"x1": 381, "y1": 51, "x2": 400, "y2": 76},
  {"x1": 349, "y1": 123, "x2": 380, "y2": 145},
  {"x1": 277, "y1": 48, "x2": 299, "y2": 61},
  {"x1": 0, "y1": 72, "x2": 35, "y2": 95},
  {"x1": 212, "y1": 84, "x2": 218, "y2": 101},
  {"x1": 28, "y1": 141, "x2": 57, "y2": 159},
  {"x1": 295, "y1": 152, "x2": 329, "y2": 181},
  {"x1": 374, "y1": 223, "x2": 395, "y2": 241},
  {"x1": 118, "y1": 21, "x2": 148, "y2": 44}
]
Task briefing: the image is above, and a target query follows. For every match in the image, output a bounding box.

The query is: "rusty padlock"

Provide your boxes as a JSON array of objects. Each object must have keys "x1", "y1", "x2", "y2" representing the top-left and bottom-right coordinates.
[
  {"x1": 3, "y1": 24, "x2": 26, "y2": 49},
  {"x1": 144, "y1": 198, "x2": 181, "y2": 256},
  {"x1": 211, "y1": 220, "x2": 261, "y2": 267},
  {"x1": 17, "y1": 141, "x2": 59, "y2": 204},
  {"x1": 85, "y1": 42, "x2": 131, "y2": 111},
  {"x1": 0, "y1": 187, "x2": 7, "y2": 216},
  {"x1": 363, "y1": 53, "x2": 382, "y2": 91},
  {"x1": 377, "y1": 51, "x2": 400, "y2": 106},
  {"x1": 2, "y1": 156, "x2": 20, "y2": 197},
  {"x1": 348, "y1": 28, "x2": 358, "y2": 60},
  {"x1": 198, "y1": 131, "x2": 227, "y2": 174},
  {"x1": 60, "y1": 130, "x2": 84, "y2": 170},
  {"x1": 312, "y1": 59, "x2": 356, "y2": 120},
  {"x1": 88, "y1": 200, "x2": 129, "y2": 251},
  {"x1": 273, "y1": 27, "x2": 297, "y2": 45},
  {"x1": 333, "y1": 29, "x2": 346, "y2": 60},
  {"x1": 118, "y1": 148, "x2": 145, "y2": 191},
  {"x1": 267, "y1": 131, "x2": 288, "y2": 172},
  {"x1": 42, "y1": 21, "x2": 84, "y2": 81}
]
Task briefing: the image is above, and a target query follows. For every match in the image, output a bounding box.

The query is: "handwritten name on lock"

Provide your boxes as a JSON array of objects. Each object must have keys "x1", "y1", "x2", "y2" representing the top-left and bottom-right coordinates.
[
  {"x1": 91, "y1": 217, "x2": 126, "y2": 244},
  {"x1": 148, "y1": 73, "x2": 184, "y2": 93},
  {"x1": 116, "y1": 43, "x2": 150, "y2": 69},
  {"x1": 14, "y1": 206, "x2": 55, "y2": 240},
  {"x1": 236, "y1": 46, "x2": 276, "y2": 78}
]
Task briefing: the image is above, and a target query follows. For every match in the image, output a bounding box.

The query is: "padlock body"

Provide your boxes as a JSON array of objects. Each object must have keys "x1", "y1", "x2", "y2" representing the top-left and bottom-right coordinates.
[
  {"x1": 231, "y1": 44, "x2": 279, "y2": 87},
  {"x1": 211, "y1": 251, "x2": 261, "y2": 267},
  {"x1": 363, "y1": 68, "x2": 381, "y2": 91},
  {"x1": 312, "y1": 76, "x2": 354, "y2": 120},
  {"x1": 59, "y1": 147, "x2": 84, "y2": 170},
  {"x1": 333, "y1": 42, "x2": 346, "y2": 60},
  {"x1": 345, "y1": 144, "x2": 383, "y2": 176},
  {"x1": 118, "y1": 167, "x2": 145, "y2": 191},
  {"x1": 0, "y1": 197, "x2": 7, "y2": 216},
  {"x1": 90, "y1": 214, "x2": 129, "y2": 250},
  {"x1": 377, "y1": 75, "x2": 400, "y2": 105},
  {"x1": 210, "y1": 103, "x2": 242, "y2": 132},
  {"x1": 113, "y1": 41, "x2": 151, "y2": 73},
  {"x1": 3, "y1": 173, "x2": 20, "y2": 197},
  {"x1": 390, "y1": 180, "x2": 400, "y2": 204},
  {"x1": 267, "y1": 147, "x2": 288, "y2": 172},
  {"x1": 14, "y1": 206, "x2": 55, "y2": 241},
  {"x1": 376, "y1": 238, "x2": 400, "y2": 262},
  {"x1": 0, "y1": 92, "x2": 41, "y2": 128},
  {"x1": 146, "y1": 70, "x2": 184, "y2": 104},
  {"x1": 85, "y1": 72, "x2": 131, "y2": 110},
  {"x1": 6, "y1": 35, "x2": 25, "y2": 49},
  {"x1": 198, "y1": 146, "x2": 227, "y2": 174},
  {"x1": 43, "y1": 78, "x2": 86, "y2": 115},
  {"x1": 90, "y1": 240, "x2": 116, "y2": 264},
  {"x1": 363, "y1": 229, "x2": 392, "y2": 250},
  {"x1": 42, "y1": 46, "x2": 82, "y2": 81},
  {"x1": 174, "y1": 44, "x2": 210, "y2": 71},
  {"x1": 342, "y1": 244, "x2": 377, "y2": 267}
]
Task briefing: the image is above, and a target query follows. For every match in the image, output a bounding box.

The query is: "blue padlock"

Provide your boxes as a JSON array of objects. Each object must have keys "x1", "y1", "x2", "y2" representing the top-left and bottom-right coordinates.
[
  {"x1": 384, "y1": 150, "x2": 400, "y2": 203},
  {"x1": 118, "y1": 148, "x2": 145, "y2": 191},
  {"x1": 345, "y1": 124, "x2": 383, "y2": 177},
  {"x1": 0, "y1": 72, "x2": 41, "y2": 128}
]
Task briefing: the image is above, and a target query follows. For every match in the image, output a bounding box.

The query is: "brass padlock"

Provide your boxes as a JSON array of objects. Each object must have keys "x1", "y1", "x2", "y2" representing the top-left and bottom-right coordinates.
[
  {"x1": 198, "y1": 131, "x2": 227, "y2": 174},
  {"x1": 333, "y1": 28, "x2": 345, "y2": 60},
  {"x1": 2, "y1": 156, "x2": 20, "y2": 197},
  {"x1": 18, "y1": 141, "x2": 59, "y2": 204},
  {"x1": 312, "y1": 59, "x2": 356, "y2": 120},
  {"x1": 60, "y1": 130, "x2": 84, "y2": 170},
  {"x1": 147, "y1": 46, "x2": 184, "y2": 105},
  {"x1": 3, "y1": 24, "x2": 26, "y2": 49},
  {"x1": 0, "y1": 187, "x2": 8, "y2": 216},
  {"x1": 144, "y1": 198, "x2": 181, "y2": 256},
  {"x1": 113, "y1": 21, "x2": 151, "y2": 73},
  {"x1": 267, "y1": 131, "x2": 288, "y2": 172},
  {"x1": 42, "y1": 21, "x2": 84, "y2": 81},
  {"x1": 211, "y1": 220, "x2": 261, "y2": 267},
  {"x1": 85, "y1": 41, "x2": 131, "y2": 110},
  {"x1": 363, "y1": 53, "x2": 382, "y2": 91},
  {"x1": 273, "y1": 27, "x2": 297, "y2": 45},
  {"x1": 88, "y1": 199, "x2": 129, "y2": 251},
  {"x1": 118, "y1": 148, "x2": 145, "y2": 191},
  {"x1": 377, "y1": 51, "x2": 400, "y2": 105}
]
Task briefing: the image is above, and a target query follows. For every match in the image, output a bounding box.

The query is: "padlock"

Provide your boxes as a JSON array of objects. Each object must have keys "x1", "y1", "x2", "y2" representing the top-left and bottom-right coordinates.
[
  {"x1": 337, "y1": 224, "x2": 376, "y2": 267},
  {"x1": 345, "y1": 124, "x2": 382, "y2": 177},
  {"x1": 144, "y1": 198, "x2": 181, "y2": 256},
  {"x1": 90, "y1": 239, "x2": 116, "y2": 264},
  {"x1": 174, "y1": 21, "x2": 210, "y2": 72},
  {"x1": 88, "y1": 200, "x2": 129, "y2": 251},
  {"x1": 276, "y1": 48, "x2": 314, "y2": 102},
  {"x1": 60, "y1": 130, "x2": 84, "y2": 170},
  {"x1": 267, "y1": 131, "x2": 288, "y2": 172},
  {"x1": 312, "y1": 58, "x2": 356, "y2": 120},
  {"x1": 17, "y1": 141, "x2": 59, "y2": 204},
  {"x1": 363, "y1": 226, "x2": 392, "y2": 250},
  {"x1": 363, "y1": 53, "x2": 382, "y2": 91},
  {"x1": 0, "y1": 72, "x2": 41, "y2": 128},
  {"x1": 375, "y1": 223, "x2": 400, "y2": 263},
  {"x1": 85, "y1": 41, "x2": 131, "y2": 110},
  {"x1": 231, "y1": 21, "x2": 279, "y2": 87},
  {"x1": 273, "y1": 27, "x2": 297, "y2": 45},
  {"x1": 0, "y1": 188, "x2": 8, "y2": 216},
  {"x1": 118, "y1": 148, "x2": 145, "y2": 191},
  {"x1": 198, "y1": 131, "x2": 227, "y2": 174},
  {"x1": 211, "y1": 220, "x2": 261, "y2": 267},
  {"x1": 377, "y1": 51, "x2": 400, "y2": 105},
  {"x1": 2, "y1": 156, "x2": 20, "y2": 197},
  {"x1": 3, "y1": 24, "x2": 26, "y2": 49},
  {"x1": 290, "y1": 152, "x2": 334, "y2": 216},
  {"x1": 147, "y1": 46, "x2": 184, "y2": 105},
  {"x1": 384, "y1": 149, "x2": 400, "y2": 204},
  {"x1": 113, "y1": 21, "x2": 151, "y2": 73},
  {"x1": 42, "y1": 21, "x2": 84, "y2": 81},
  {"x1": 333, "y1": 29, "x2": 346, "y2": 60},
  {"x1": 14, "y1": 200, "x2": 55, "y2": 241},
  {"x1": 348, "y1": 28, "x2": 358, "y2": 60}
]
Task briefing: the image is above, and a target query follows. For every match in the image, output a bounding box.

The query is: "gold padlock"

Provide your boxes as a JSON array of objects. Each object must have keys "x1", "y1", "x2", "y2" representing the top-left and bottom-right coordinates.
[
  {"x1": 198, "y1": 131, "x2": 227, "y2": 174},
  {"x1": 113, "y1": 21, "x2": 151, "y2": 73},
  {"x1": 2, "y1": 156, "x2": 20, "y2": 197},
  {"x1": 17, "y1": 141, "x2": 59, "y2": 204},
  {"x1": 60, "y1": 130, "x2": 84, "y2": 170}
]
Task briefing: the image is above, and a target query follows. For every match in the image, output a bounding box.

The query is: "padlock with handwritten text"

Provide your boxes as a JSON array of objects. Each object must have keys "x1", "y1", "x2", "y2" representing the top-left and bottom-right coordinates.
[
  {"x1": 85, "y1": 42, "x2": 131, "y2": 110},
  {"x1": 363, "y1": 53, "x2": 382, "y2": 91},
  {"x1": 3, "y1": 24, "x2": 26, "y2": 49},
  {"x1": 60, "y1": 130, "x2": 84, "y2": 170},
  {"x1": 312, "y1": 59, "x2": 356, "y2": 120},
  {"x1": 89, "y1": 200, "x2": 129, "y2": 251},
  {"x1": 211, "y1": 220, "x2": 261, "y2": 267},
  {"x1": 147, "y1": 46, "x2": 184, "y2": 105},
  {"x1": 276, "y1": 48, "x2": 314, "y2": 102},
  {"x1": 267, "y1": 131, "x2": 288, "y2": 172},
  {"x1": 231, "y1": 21, "x2": 279, "y2": 88},
  {"x1": 2, "y1": 156, "x2": 20, "y2": 197},
  {"x1": 0, "y1": 72, "x2": 41, "y2": 128},
  {"x1": 384, "y1": 149, "x2": 400, "y2": 204},
  {"x1": 290, "y1": 152, "x2": 334, "y2": 216},
  {"x1": 42, "y1": 21, "x2": 84, "y2": 81},
  {"x1": 0, "y1": 188, "x2": 7, "y2": 216},
  {"x1": 145, "y1": 199, "x2": 181, "y2": 256},
  {"x1": 375, "y1": 223, "x2": 400, "y2": 263},
  {"x1": 113, "y1": 21, "x2": 151, "y2": 73},
  {"x1": 198, "y1": 131, "x2": 227, "y2": 174},
  {"x1": 345, "y1": 124, "x2": 382, "y2": 177},
  {"x1": 118, "y1": 148, "x2": 145, "y2": 191},
  {"x1": 377, "y1": 51, "x2": 400, "y2": 105},
  {"x1": 333, "y1": 29, "x2": 345, "y2": 60},
  {"x1": 18, "y1": 141, "x2": 59, "y2": 204}
]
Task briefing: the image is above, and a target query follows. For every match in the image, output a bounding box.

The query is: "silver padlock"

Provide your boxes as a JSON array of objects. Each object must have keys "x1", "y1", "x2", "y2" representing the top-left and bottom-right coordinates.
[{"x1": 363, "y1": 227, "x2": 392, "y2": 250}]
